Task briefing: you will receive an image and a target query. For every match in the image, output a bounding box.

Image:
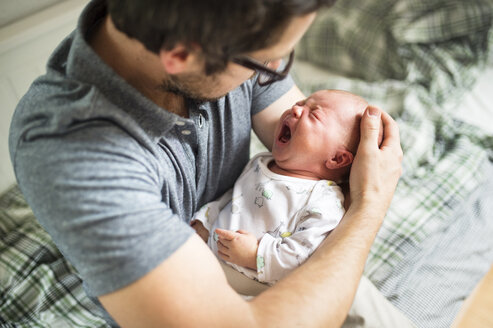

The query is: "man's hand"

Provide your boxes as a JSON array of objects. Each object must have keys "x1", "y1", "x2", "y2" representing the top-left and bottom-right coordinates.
[
  {"x1": 97, "y1": 103, "x2": 405, "y2": 328},
  {"x1": 191, "y1": 220, "x2": 210, "y2": 243},
  {"x1": 349, "y1": 106, "x2": 403, "y2": 218},
  {"x1": 215, "y1": 228, "x2": 259, "y2": 270}
]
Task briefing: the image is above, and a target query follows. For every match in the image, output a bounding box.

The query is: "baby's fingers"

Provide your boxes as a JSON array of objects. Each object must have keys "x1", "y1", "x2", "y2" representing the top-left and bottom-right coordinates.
[
  {"x1": 215, "y1": 228, "x2": 237, "y2": 241},
  {"x1": 217, "y1": 240, "x2": 229, "y2": 252},
  {"x1": 217, "y1": 250, "x2": 229, "y2": 261}
]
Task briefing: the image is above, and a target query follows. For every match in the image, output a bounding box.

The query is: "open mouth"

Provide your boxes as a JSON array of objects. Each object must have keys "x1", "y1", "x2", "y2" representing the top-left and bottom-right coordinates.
[{"x1": 278, "y1": 123, "x2": 291, "y2": 144}]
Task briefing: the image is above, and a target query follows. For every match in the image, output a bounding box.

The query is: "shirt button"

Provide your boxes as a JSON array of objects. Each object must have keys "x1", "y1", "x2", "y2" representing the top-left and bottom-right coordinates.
[
  {"x1": 175, "y1": 120, "x2": 186, "y2": 126},
  {"x1": 198, "y1": 114, "x2": 204, "y2": 128},
  {"x1": 181, "y1": 130, "x2": 192, "y2": 135}
]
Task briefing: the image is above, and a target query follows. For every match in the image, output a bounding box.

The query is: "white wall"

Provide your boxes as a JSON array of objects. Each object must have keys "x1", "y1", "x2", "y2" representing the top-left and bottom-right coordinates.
[
  {"x1": 0, "y1": 0, "x2": 67, "y2": 27},
  {"x1": 0, "y1": 0, "x2": 88, "y2": 194}
]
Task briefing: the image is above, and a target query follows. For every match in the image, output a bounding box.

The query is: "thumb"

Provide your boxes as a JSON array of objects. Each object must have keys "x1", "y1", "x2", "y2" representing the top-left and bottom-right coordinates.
[
  {"x1": 359, "y1": 106, "x2": 382, "y2": 149},
  {"x1": 236, "y1": 229, "x2": 251, "y2": 235}
]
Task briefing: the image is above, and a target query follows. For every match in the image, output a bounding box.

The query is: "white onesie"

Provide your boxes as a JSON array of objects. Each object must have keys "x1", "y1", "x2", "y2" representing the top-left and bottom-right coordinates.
[{"x1": 194, "y1": 152, "x2": 345, "y2": 285}]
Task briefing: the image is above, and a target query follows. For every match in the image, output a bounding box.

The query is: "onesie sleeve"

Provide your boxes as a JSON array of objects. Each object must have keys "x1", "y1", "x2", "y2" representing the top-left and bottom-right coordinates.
[
  {"x1": 256, "y1": 184, "x2": 345, "y2": 285},
  {"x1": 193, "y1": 188, "x2": 233, "y2": 231}
]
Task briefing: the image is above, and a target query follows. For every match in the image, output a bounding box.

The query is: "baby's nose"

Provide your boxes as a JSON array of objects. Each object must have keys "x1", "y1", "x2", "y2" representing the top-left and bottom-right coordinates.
[{"x1": 292, "y1": 105, "x2": 303, "y2": 118}]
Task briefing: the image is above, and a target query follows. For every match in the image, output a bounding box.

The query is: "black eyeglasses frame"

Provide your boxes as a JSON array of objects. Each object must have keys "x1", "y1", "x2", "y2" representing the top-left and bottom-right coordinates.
[{"x1": 231, "y1": 50, "x2": 295, "y2": 86}]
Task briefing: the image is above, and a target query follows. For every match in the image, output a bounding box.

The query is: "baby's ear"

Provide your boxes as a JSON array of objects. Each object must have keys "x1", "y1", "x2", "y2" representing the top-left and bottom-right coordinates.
[{"x1": 325, "y1": 149, "x2": 354, "y2": 169}]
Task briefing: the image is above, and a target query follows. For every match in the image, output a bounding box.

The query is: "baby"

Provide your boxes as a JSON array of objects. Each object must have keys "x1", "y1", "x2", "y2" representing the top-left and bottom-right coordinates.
[{"x1": 192, "y1": 89, "x2": 382, "y2": 285}]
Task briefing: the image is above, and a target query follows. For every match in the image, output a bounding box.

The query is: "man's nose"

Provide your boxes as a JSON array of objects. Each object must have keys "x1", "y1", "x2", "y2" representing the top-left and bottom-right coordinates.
[{"x1": 267, "y1": 59, "x2": 282, "y2": 71}]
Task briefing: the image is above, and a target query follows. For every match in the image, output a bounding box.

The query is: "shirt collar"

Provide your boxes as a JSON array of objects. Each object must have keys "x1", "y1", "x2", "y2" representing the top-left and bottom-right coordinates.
[{"x1": 64, "y1": 0, "x2": 188, "y2": 142}]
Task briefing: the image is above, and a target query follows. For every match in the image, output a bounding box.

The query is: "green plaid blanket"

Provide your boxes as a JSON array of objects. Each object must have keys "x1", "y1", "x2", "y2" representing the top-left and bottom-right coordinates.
[
  {"x1": 0, "y1": 186, "x2": 108, "y2": 327},
  {"x1": 291, "y1": 0, "x2": 493, "y2": 281},
  {"x1": 2, "y1": 0, "x2": 493, "y2": 326}
]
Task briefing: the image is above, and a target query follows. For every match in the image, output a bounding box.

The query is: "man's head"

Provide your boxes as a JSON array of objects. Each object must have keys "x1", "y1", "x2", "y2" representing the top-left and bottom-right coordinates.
[
  {"x1": 272, "y1": 90, "x2": 383, "y2": 181},
  {"x1": 105, "y1": 0, "x2": 336, "y2": 101}
]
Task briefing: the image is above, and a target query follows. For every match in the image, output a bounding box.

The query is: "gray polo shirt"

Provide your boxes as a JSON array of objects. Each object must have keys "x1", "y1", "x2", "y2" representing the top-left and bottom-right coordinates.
[{"x1": 9, "y1": 0, "x2": 294, "y2": 324}]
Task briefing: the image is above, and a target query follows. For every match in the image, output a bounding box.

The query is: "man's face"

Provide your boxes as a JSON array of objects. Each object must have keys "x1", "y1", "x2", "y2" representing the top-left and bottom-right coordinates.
[{"x1": 160, "y1": 13, "x2": 317, "y2": 102}]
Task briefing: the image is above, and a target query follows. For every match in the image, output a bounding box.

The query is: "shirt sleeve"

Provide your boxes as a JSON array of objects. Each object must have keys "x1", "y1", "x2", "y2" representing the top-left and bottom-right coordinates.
[
  {"x1": 250, "y1": 73, "x2": 295, "y2": 116},
  {"x1": 256, "y1": 185, "x2": 345, "y2": 285},
  {"x1": 11, "y1": 123, "x2": 195, "y2": 297}
]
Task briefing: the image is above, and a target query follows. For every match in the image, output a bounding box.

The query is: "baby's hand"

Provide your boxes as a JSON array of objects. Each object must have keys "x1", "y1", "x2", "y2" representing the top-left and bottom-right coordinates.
[
  {"x1": 191, "y1": 220, "x2": 209, "y2": 243},
  {"x1": 215, "y1": 229, "x2": 258, "y2": 270}
]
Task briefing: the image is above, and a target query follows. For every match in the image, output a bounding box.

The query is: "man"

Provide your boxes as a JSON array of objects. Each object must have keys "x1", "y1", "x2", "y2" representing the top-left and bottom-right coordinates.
[{"x1": 9, "y1": 0, "x2": 404, "y2": 326}]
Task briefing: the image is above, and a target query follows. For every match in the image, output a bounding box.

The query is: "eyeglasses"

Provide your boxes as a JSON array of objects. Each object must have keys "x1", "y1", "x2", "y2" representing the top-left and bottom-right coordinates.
[{"x1": 231, "y1": 50, "x2": 295, "y2": 86}]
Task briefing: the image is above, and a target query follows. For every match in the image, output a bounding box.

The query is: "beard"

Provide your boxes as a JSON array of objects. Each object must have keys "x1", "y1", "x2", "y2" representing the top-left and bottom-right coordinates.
[{"x1": 158, "y1": 72, "x2": 228, "y2": 104}]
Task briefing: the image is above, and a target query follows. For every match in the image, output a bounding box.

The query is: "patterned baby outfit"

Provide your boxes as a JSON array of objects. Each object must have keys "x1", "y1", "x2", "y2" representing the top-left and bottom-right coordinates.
[{"x1": 194, "y1": 152, "x2": 345, "y2": 285}]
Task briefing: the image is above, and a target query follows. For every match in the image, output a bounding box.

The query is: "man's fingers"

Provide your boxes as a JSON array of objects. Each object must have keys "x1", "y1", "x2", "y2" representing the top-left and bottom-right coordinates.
[
  {"x1": 379, "y1": 111, "x2": 401, "y2": 151},
  {"x1": 359, "y1": 106, "x2": 382, "y2": 150},
  {"x1": 215, "y1": 228, "x2": 236, "y2": 241}
]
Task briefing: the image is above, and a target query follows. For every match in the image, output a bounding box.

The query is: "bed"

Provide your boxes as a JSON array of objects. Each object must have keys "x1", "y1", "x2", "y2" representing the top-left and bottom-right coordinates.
[
  {"x1": 290, "y1": 1, "x2": 493, "y2": 326},
  {"x1": 1, "y1": 0, "x2": 493, "y2": 327}
]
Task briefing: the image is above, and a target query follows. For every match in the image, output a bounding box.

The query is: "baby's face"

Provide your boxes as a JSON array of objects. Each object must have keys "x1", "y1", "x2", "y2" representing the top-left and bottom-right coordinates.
[{"x1": 272, "y1": 90, "x2": 368, "y2": 178}]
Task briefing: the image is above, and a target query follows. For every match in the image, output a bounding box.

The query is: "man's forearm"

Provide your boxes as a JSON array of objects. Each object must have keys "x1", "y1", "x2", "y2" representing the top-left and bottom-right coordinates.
[
  {"x1": 99, "y1": 106, "x2": 402, "y2": 328},
  {"x1": 249, "y1": 202, "x2": 382, "y2": 327},
  {"x1": 99, "y1": 204, "x2": 384, "y2": 328}
]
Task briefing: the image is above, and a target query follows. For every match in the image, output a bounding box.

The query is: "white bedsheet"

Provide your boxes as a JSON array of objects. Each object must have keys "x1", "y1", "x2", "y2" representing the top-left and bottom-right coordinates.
[
  {"x1": 452, "y1": 66, "x2": 493, "y2": 134},
  {"x1": 293, "y1": 58, "x2": 493, "y2": 135}
]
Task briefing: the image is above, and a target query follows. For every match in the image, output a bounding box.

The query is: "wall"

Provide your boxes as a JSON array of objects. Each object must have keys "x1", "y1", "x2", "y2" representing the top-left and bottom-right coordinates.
[{"x1": 0, "y1": 0, "x2": 66, "y2": 27}]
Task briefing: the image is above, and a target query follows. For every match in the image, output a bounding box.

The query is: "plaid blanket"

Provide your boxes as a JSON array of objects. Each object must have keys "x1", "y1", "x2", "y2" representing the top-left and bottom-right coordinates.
[
  {"x1": 0, "y1": 186, "x2": 108, "y2": 327},
  {"x1": 293, "y1": 0, "x2": 493, "y2": 281},
  {"x1": 289, "y1": 0, "x2": 493, "y2": 325},
  {"x1": 1, "y1": 0, "x2": 493, "y2": 326},
  {"x1": 377, "y1": 162, "x2": 493, "y2": 328}
]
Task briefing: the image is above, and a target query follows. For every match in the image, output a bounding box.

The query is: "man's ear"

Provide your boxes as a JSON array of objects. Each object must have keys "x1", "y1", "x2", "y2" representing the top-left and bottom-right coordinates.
[
  {"x1": 159, "y1": 44, "x2": 198, "y2": 74},
  {"x1": 325, "y1": 149, "x2": 354, "y2": 169}
]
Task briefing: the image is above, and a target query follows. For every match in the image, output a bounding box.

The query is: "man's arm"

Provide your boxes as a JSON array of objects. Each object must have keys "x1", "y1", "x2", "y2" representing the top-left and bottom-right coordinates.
[
  {"x1": 99, "y1": 206, "x2": 380, "y2": 327},
  {"x1": 99, "y1": 106, "x2": 403, "y2": 327},
  {"x1": 252, "y1": 85, "x2": 305, "y2": 150}
]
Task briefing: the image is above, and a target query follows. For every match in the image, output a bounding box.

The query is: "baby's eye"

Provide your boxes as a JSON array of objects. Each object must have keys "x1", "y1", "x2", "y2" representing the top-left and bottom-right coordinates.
[
  {"x1": 296, "y1": 100, "x2": 306, "y2": 106},
  {"x1": 310, "y1": 110, "x2": 320, "y2": 120}
]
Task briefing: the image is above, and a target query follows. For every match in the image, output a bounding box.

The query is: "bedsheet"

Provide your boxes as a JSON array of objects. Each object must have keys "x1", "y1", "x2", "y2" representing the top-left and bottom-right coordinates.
[
  {"x1": 293, "y1": 0, "x2": 493, "y2": 277},
  {"x1": 377, "y1": 161, "x2": 493, "y2": 328},
  {"x1": 0, "y1": 186, "x2": 107, "y2": 327},
  {"x1": 290, "y1": 0, "x2": 493, "y2": 326}
]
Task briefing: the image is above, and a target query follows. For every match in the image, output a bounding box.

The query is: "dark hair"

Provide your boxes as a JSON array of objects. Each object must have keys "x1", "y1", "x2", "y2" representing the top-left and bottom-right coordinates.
[{"x1": 106, "y1": 0, "x2": 337, "y2": 75}]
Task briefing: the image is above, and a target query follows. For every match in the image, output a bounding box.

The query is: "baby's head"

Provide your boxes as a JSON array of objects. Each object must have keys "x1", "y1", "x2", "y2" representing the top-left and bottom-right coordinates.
[{"x1": 272, "y1": 90, "x2": 383, "y2": 182}]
